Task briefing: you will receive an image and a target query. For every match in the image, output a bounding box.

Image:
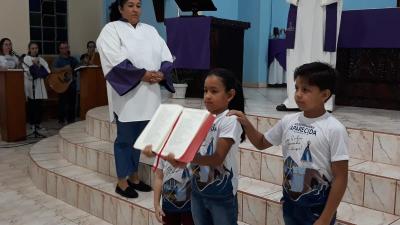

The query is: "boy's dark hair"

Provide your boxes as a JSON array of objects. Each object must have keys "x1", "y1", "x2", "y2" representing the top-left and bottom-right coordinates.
[
  {"x1": 206, "y1": 68, "x2": 246, "y2": 142},
  {"x1": 294, "y1": 62, "x2": 337, "y2": 98}
]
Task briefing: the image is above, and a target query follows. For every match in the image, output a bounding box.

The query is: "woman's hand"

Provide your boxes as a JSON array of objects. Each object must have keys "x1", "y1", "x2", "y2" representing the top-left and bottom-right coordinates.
[
  {"x1": 142, "y1": 71, "x2": 164, "y2": 84},
  {"x1": 154, "y1": 205, "x2": 165, "y2": 224},
  {"x1": 32, "y1": 57, "x2": 40, "y2": 65}
]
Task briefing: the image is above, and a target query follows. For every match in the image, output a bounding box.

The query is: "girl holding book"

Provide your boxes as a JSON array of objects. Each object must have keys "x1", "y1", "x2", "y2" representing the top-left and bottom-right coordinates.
[{"x1": 168, "y1": 68, "x2": 245, "y2": 225}]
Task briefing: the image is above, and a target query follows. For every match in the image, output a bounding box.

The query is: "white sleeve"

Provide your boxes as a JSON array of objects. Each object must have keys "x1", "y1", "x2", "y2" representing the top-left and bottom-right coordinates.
[
  {"x1": 155, "y1": 28, "x2": 173, "y2": 63},
  {"x1": 219, "y1": 116, "x2": 243, "y2": 144},
  {"x1": 23, "y1": 56, "x2": 32, "y2": 71},
  {"x1": 329, "y1": 124, "x2": 349, "y2": 162},
  {"x1": 0, "y1": 56, "x2": 6, "y2": 68},
  {"x1": 264, "y1": 118, "x2": 284, "y2": 146},
  {"x1": 321, "y1": 0, "x2": 339, "y2": 6},
  {"x1": 96, "y1": 23, "x2": 127, "y2": 76}
]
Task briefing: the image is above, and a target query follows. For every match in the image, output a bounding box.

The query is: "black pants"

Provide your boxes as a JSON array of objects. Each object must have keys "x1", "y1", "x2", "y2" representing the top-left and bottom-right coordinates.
[
  {"x1": 58, "y1": 81, "x2": 77, "y2": 123},
  {"x1": 27, "y1": 98, "x2": 43, "y2": 126}
]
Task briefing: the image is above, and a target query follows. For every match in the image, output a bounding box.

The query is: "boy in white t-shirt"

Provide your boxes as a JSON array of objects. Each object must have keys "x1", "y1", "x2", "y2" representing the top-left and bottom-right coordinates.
[{"x1": 229, "y1": 62, "x2": 349, "y2": 225}]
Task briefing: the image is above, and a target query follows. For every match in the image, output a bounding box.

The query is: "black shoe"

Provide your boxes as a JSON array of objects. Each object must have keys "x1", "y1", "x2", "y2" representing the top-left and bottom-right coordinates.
[
  {"x1": 127, "y1": 180, "x2": 152, "y2": 192},
  {"x1": 276, "y1": 104, "x2": 300, "y2": 112},
  {"x1": 115, "y1": 185, "x2": 138, "y2": 198}
]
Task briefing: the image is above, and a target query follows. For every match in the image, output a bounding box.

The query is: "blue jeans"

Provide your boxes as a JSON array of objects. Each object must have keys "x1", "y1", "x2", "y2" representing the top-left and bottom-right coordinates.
[
  {"x1": 191, "y1": 191, "x2": 237, "y2": 225},
  {"x1": 114, "y1": 116, "x2": 148, "y2": 178},
  {"x1": 282, "y1": 200, "x2": 336, "y2": 225}
]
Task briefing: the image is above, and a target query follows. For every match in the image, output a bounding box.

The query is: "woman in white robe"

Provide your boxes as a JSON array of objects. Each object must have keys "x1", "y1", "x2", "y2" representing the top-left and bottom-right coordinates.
[
  {"x1": 22, "y1": 42, "x2": 50, "y2": 130},
  {"x1": 277, "y1": 0, "x2": 342, "y2": 112},
  {"x1": 97, "y1": 0, "x2": 175, "y2": 198}
]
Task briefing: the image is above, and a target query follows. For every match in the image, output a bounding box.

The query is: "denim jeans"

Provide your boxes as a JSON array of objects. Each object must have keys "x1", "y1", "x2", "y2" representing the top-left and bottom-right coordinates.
[
  {"x1": 114, "y1": 116, "x2": 148, "y2": 178},
  {"x1": 282, "y1": 200, "x2": 336, "y2": 225},
  {"x1": 191, "y1": 191, "x2": 238, "y2": 225}
]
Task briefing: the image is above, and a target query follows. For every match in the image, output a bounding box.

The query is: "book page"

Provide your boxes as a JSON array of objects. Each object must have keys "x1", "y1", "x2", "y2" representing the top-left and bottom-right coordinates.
[
  {"x1": 134, "y1": 104, "x2": 183, "y2": 152},
  {"x1": 162, "y1": 108, "x2": 210, "y2": 158}
]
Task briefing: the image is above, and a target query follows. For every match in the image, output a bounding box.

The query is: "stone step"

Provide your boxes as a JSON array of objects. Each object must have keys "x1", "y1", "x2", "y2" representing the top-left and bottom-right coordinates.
[
  {"x1": 239, "y1": 143, "x2": 400, "y2": 215},
  {"x1": 29, "y1": 135, "x2": 400, "y2": 225},
  {"x1": 29, "y1": 136, "x2": 250, "y2": 225},
  {"x1": 85, "y1": 107, "x2": 400, "y2": 168},
  {"x1": 59, "y1": 121, "x2": 400, "y2": 216}
]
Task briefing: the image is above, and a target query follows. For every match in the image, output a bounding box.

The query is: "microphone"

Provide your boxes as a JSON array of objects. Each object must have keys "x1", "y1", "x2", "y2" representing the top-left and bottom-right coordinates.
[
  {"x1": 11, "y1": 50, "x2": 19, "y2": 58},
  {"x1": 10, "y1": 50, "x2": 25, "y2": 61}
]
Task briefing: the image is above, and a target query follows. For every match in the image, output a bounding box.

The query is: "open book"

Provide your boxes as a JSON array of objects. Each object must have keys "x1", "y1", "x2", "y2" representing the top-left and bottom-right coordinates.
[{"x1": 134, "y1": 104, "x2": 215, "y2": 163}]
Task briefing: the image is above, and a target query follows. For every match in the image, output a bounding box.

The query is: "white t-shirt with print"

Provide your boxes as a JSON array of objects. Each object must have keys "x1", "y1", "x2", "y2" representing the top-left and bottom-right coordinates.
[
  {"x1": 157, "y1": 159, "x2": 192, "y2": 212},
  {"x1": 191, "y1": 109, "x2": 243, "y2": 196},
  {"x1": 265, "y1": 112, "x2": 348, "y2": 196}
]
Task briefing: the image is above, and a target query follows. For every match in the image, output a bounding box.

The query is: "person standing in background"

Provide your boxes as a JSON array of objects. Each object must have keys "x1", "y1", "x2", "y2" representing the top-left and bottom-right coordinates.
[
  {"x1": 22, "y1": 42, "x2": 51, "y2": 131},
  {"x1": 80, "y1": 41, "x2": 100, "y2": 66},
  {"x1": 52, "y1": 41, "x2": 79, "y2": 125}
]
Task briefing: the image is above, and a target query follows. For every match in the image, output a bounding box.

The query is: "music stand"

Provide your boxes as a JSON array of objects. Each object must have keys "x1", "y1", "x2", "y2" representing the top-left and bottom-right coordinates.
[{"x1": 174, "y1": 0, "x2": 217, "y2": 16}]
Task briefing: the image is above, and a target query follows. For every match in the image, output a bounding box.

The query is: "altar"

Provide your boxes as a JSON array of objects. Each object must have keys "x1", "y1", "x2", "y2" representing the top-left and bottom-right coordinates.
[{"x1": 267, "y1": 8, "x2": 400, "y2": 110}]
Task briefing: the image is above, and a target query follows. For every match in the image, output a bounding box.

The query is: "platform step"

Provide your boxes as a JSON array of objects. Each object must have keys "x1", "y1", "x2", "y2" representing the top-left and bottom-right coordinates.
[{"x1": 29, "y1": 135, "x2": 400, "y2": 225}]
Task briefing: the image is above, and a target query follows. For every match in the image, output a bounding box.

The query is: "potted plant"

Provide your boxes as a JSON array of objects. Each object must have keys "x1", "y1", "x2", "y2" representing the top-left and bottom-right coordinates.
[{"x1": 171, "y1": 68, "x2": 189, "y2": 99}]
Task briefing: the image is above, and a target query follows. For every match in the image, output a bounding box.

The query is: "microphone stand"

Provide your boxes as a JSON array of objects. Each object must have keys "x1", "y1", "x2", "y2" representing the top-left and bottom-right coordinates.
[{"x1": 14, "y1": 51, "x2": 46, "y2": 139}]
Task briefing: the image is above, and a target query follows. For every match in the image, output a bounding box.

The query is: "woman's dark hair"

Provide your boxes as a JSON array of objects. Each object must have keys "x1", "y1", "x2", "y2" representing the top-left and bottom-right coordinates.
[
  {"x1": 109, "y1": 0, "x2": 127, "y2": 21},
  {"x1": 206, "y1": 68, "x2": 246, "y2": 142},
  {"x1": 27, "y1": 41, "x2": 40, "y2": 56},
  {"x1": 86, "y1": 41, "x2": 96, "y2": 48},
  {"x1": 0, "y1": 38, "x2": 12, "y2": 55}
]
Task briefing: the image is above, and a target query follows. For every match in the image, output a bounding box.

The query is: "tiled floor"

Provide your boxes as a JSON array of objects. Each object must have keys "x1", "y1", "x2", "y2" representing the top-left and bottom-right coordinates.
[
  {"x1": 162, "y1": 87, "x2": 400, "y2": 134},
  {"x1": 0, "y1": 144, "x2": 111, "y2": 225}
]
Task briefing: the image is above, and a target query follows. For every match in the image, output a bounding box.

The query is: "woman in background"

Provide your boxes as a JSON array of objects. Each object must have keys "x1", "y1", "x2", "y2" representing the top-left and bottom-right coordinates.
[
  {"x1": 22, "y1": 42, "x2": 50, "y2": 131},
  {"x1": 0, "y1": 38, "x2": 19, "y2": 69},
  {"x1": 80, "y1": 41, "x2": 100, "y2": 66}
]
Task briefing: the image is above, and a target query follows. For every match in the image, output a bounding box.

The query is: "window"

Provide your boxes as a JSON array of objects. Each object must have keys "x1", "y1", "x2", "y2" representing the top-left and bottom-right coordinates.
[{"x1": 29, "y1": 0, "x2": 68, "y2": 54}]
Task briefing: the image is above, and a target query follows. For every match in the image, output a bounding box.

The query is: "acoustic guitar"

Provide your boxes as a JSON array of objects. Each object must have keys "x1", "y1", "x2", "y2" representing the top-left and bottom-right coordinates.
[{"x1": 47, "y1": 70, "x2": 73, "y2": 93}]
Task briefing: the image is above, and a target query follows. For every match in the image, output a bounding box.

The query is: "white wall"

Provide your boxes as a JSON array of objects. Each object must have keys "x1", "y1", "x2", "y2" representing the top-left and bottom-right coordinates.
[
  {"x1": 0, "y1": 0, "x2": 30, "y2": 54},
  {"x1": 0, "y1": 0, "x2": 103, "y2": 57},
  {"x1": 68, "y1": 0, "x2": 104, "y2": 57}
]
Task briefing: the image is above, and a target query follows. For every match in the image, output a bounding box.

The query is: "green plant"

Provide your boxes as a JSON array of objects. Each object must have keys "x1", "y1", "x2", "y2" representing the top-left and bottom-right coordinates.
[{"x1": 172, "y1": 68, "x2": 192, "y2": 84}]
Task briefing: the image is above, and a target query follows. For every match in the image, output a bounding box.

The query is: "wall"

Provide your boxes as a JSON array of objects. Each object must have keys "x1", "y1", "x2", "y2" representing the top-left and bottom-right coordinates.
[
  {"x1": 0, "y1": 0, "x2": 30, "y2": 54},
  {"x1": 239, "y1": 0, "x2": 271, "y2": 87},
  {"x1": 344, "y1": 0, "x2": 396, "y2": 10},
  {"x1": 68, "y1": 0, "x2": 104, "y2": 57},
  {"x1": 271, "y1": 0, "x2": 289, "y2": 35},
  {"x1": 0, "y1": 0, "x2": 104, "y2": 57}
]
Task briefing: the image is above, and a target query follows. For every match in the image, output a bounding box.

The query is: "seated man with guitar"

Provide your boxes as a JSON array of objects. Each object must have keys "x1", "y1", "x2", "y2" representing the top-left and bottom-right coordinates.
[{"x1": 52, "y1": 41, "x2": 79, "y2": 125}]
